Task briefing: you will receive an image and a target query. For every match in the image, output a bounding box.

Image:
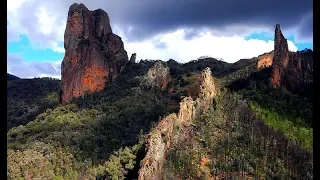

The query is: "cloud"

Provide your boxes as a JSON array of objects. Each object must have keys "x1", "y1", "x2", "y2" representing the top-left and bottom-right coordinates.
[
  {"x1": 124, "y1": 29, "x2": 298, "y2": 63},
  {"x1": 7, "y1": 0, "x2": 66, "y2": 51},
  {"x1": 7, "y1": 54, "x2": 61, "y2": 79},
  {"x1": 7, "y1": 0, "x2": 312, "y2": 45},
  {"x1": 7, "y1": 29, "x2": 299, "y2": 79},
  {"x1": 94, "y1": 0, "x2": 312, "y2": 42},
  {"x1": 7, "y1": 0, "x2": 309, "y2": 78},
  {"x1": 295, "y1": 12, "x2": 313, "y2": 42}
]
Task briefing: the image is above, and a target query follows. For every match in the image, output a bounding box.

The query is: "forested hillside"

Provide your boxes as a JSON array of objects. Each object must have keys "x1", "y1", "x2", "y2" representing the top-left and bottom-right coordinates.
[
  {"x1": 7, "y1": 55, "x2": 313, "y2": 179},
  {"x1": 164, "y1": 90, "x2": 312, "y2": 179},
  {"x1": 7, "y1": 77, "x2": 60, "y2": 131}
]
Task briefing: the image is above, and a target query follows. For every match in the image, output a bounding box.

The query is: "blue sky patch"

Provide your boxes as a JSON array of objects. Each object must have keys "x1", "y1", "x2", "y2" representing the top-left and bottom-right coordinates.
[
  {"x1": 244, "y1": 32, "x2": 274, "y2": 42},
  {"x1": 8, "y1": 35, "x2": 64, "y2": 61},
  {"x1": 8, "y1": 32, "x2": 312, "y2": 64},
  {"x1": 245, "y1": 32, "x2": 313, "y2": 51}
]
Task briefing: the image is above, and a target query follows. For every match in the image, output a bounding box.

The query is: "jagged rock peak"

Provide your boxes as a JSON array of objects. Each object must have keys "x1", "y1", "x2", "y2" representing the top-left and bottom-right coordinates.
[
  {"x1": 129, "y1": 53, "x2": 136, "y2": 63},
  {"x1": 274, "y1": 24, "x2": 289, "y2": 67},
  {"x1": 199, "y1": 67, "x2": 217, "y2": 98},
  {"x1": 61, "y1": 3, "x2": 128, "y2": 104},
  {"x1": 270, "y1": 24, "x2": 313, "y2": 94},
  {"x1": 271, "y1": 24, "x2": 289, "y2": 87}
]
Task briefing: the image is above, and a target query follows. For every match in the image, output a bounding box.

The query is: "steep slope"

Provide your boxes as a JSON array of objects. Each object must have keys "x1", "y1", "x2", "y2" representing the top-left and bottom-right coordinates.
[
  {"x1": 7, "y1": 60, "x2": 180, "y2": 179},
  {"x1": 163, "y1": 90, "x2": 312, "y2": 179},
  {"x1": 61, "y1": 3, "x2": 128, "y2": 103},
  {"x1": 271, "y1": 24, "x2": 313, "y2": 94},
  {"x1": 7, "y1": 77, "x2": 60, "y2": 131},
  {"x1": 257, "y1": 51, "x2": 274, "y2": 69},
  {"x1": 7, "y1": 73, "x2": 20, "y2": 81},
  {"x1": 225, "y1": 25, "x2": 313, "y2": 128},
  {"x1": 7, "y1": 4, "x2": 313, "y2": 178},
  {"x1": 138, "y1": 67, "x2": 217, "y2": 179}
]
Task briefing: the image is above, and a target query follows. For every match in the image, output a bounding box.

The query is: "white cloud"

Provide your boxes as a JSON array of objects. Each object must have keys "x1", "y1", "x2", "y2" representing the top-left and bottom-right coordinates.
[
  {"x1": 7, "y1": 54, "x2": 62, "y2": 79},
  {"x1": 8, "y1": 27, "x2": 299, "y2": 79},
  {"x1": 7, "y1": 0, "x2": 28, "y2": 12},
  {"x1": 124, "y1": 29, "x2": 298, "y2": 63},
  {"x1": 7, "y1": 0, "x2": 65, "y2": 51},
  {"x1": 7, "y1": 0, "x2": 301, "y2": 79},
  {"x1": 51, "y1": 42, "x2": 65, "y2": 53},
  {"x1": 36, "y1": 6, "x2": 57, "y2": 35}
]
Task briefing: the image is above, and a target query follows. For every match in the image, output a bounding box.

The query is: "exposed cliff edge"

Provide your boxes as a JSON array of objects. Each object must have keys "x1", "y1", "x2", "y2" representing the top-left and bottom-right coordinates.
[
  {"x1": 138, "y1": 67, "x2": 217, "y2": 180},
  {"x1": 257, "y1": 51, "x2": 274, "y2": 69},
  {"x1": 140, "y1": 61, "x2": 171, "y2": 90},
  {"x1": 271, "y1": 24, "x2": 313, "y2": 93},
  {"x1": 61, "y1": 3, "x2": 128, "y2": 103}
]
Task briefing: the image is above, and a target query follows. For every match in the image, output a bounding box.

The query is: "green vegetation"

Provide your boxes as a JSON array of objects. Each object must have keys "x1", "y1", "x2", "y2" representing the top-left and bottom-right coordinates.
[
  {"x1": 164, "y1": 90, "x2": 312, "y2": 179},
  {"x1": 7, "y1": 77, "x2": 61, "y2": 131},
  {"x1": 7, "y1": 57, "x2": 313, "y2": 179},
  {"x1": 239, "y1": 86, "x2": 312, "y2": 127},
  {"x1": 7, "y1": 61, "x2": 179, "y2": 179},
  {"x1": 250, "y1": 102, "x2": 313, "y2": 151}
]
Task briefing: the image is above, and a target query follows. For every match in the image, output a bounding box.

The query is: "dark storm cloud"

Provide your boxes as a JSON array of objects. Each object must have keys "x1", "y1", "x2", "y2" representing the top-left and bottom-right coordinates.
[
  {"x1": 7, "y1": 54, "x2": 61, "y2": 78},
  {"x1": 183, "y1": 29, "x2": 204, "y2": 40},
  {"x1": 296, "y1": 12, "x2": 313, "y2": 41},
  {"x1": 91, "y1": 0, "x2": 312, "y2": 42},
  {"x1": 10, "y1": 0, "x2": 312, "y2": 45}
]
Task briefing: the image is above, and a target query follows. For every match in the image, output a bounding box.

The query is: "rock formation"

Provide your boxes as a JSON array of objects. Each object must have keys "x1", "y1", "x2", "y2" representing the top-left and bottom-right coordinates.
[
  {"x1": 129, "y1": 53, "x2": 136, "y2": 63},
  {"x1": 61, "y1": 3, "x2": 128, "y2": 103},
  {"x1": 271, "y1": 24, "x2": 313, "y2": 93},
  {"x1": 140, "y1": 61, "x2": 171, "y2": 90},
  {"x1": 271, "y1": 24, "x2": 290, "y2": 87},
  {"x1": 138, "y1": 67, "x2": 217, "y2": 180},
  {"x1": 257, "y1": 51, "x2": 274, "y2": 69}
]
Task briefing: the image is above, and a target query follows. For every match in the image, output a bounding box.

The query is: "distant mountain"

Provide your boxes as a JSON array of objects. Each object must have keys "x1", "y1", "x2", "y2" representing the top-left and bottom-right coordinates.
[{"x1": 7, "y1": 73, "x2": 20, "y2": 81}]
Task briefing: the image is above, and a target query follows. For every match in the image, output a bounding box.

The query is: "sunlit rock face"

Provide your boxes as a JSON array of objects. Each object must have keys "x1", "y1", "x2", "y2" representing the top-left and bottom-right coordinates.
[
  {"x1": 257, "y1": 51, "x2": 274, "y2": 69},
  {"x1": 61, "y1": 3, "x2": 128, "y2": 103},
  {"x1": 271, "y1": 24, "x2": 313, "y2": 93}
]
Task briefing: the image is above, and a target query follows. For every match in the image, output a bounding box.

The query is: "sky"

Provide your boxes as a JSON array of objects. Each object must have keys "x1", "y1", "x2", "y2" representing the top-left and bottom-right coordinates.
[{"x1": 7, "y1": 0, "x2": 313, "y2": 79}]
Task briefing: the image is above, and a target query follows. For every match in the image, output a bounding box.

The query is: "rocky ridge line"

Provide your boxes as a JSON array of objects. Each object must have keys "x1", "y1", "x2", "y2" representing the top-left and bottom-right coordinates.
[{"x1": 138, "y1": 67, "x2": 217, "y2": 180}]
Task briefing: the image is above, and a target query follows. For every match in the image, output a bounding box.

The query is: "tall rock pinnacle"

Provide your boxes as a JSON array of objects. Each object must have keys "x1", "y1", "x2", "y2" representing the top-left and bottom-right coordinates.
[
  {"x1": 61, "y1": 3, "x2": 128, "y2": 103},
  {"x1": 270, "y1": 24, "x2": 313, "y2": 95},
  {"x1": 271, "y1": 24, "x2": 289, "y2": 87}
]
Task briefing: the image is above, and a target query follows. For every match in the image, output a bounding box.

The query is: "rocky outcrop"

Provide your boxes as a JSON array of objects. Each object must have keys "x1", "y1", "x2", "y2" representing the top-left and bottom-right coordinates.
[
  {"x1": 270, "y1": 24, "x2": 313, "y2": 93},
  {"x1": 271, "y1": 24, "x2": 289, "y2": 87},
  {"x1": 61, "y1": 3, "x2": 128, "y2": 103},
  {"x1": 138, "y1": 67, "x2": 217, "y2": 180},
  {"x1": 140, "y1": 61, "x2": 171, "y2": 90},
  {"x1": 257, "y1": 51, "x2": 274, "y2": 69},
  {"x1": 129, "y1": 53, "x2": 136, "y2": 63}
]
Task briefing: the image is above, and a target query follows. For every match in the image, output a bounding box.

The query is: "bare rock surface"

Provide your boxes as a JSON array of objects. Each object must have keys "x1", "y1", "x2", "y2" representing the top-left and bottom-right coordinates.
[{"x1": 61, "y1": 3, "x2": 128, "y2": 103}]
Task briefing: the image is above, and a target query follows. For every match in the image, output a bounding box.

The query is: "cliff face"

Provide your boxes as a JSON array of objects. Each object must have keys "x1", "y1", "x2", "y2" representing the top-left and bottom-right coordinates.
[
  {"x1": 61, "y1": 3, "x2": 128, "y2": 103},
  {"x1": 138, "y1": 67, "x2": 217, "y2": 180},
  {"x1": 140, "y1": 61, "x2": 171, "y2": 90},
  {"x1": 271, "y1": 24, "x2": 289, "y2": 87},
  {"x1": 257, "y1": 51, "x2": 274, "y2": 69},
  {"x1": 271, "y1": 24, "x2": 313, "y2": 93}
]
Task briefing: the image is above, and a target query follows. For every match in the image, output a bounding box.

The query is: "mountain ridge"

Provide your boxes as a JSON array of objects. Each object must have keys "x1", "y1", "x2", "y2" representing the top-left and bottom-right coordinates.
[{"x1": 7, "y1": 3, "x2": 313, "y2": 180}]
